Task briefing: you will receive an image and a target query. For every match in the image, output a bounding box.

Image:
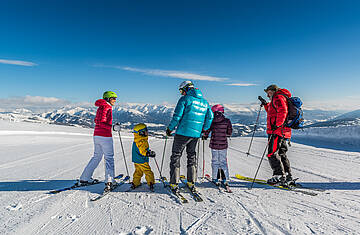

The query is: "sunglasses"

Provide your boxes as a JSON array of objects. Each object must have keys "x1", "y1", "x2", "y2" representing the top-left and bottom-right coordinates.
[{"x1": 110, "y1": 97, "x2": 117, "y2": 100}]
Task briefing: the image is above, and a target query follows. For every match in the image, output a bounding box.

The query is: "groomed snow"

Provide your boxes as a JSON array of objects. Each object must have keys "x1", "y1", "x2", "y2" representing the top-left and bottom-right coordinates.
[{"x1": 1, "y1": 120, "x2": 360, "y2": 234}]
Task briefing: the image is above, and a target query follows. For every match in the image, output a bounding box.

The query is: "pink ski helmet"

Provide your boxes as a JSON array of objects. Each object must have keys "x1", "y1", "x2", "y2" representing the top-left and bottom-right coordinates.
[{"x1": 211, "y1": 104, "x2": 224, "y2": 113}]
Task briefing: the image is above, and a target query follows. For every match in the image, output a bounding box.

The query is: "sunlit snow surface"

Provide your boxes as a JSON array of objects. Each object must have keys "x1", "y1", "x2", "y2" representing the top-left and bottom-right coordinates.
[{"x1": 0, "y1": 120, "x2": 359, "y2": 234}]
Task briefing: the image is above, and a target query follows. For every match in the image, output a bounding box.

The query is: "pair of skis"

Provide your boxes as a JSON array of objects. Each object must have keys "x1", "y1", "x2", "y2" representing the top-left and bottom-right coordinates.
[
  {"x1": 90, "y1": 175, "x2": 130, "y2": 201},
  {"x1": 48, "y1": 174, "x2": 130, "y2": 201},
  {"x1": 235, "y1": 174, "x2": 319, "y2": 196},
  {"x1": 48, "y1": 174, "x2": 124, "y2": 194},
  {"x1": 160, "y1": 176, "x2": 189, "y2": 204},
  {"x1": 204, "y1": 174, "x2": 232, "y2": 193},
  {"x1": 160, "y1": 175, "x2": 203, "y2": 204}
]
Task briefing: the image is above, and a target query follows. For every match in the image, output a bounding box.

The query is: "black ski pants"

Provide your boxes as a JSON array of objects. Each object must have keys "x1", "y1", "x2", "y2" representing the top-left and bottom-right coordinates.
[
  {"x1": 267, "y1": 134, "x2": 291, "y2": 176},
  {"x1": 170, "y1": 134, "x2": 199, "y2": 184}
]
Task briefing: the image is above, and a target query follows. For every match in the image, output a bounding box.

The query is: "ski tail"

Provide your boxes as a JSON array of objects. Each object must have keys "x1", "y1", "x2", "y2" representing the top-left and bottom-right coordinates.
[{"x1": 235, "y1": 174, "x2": 318, "y2": 196}]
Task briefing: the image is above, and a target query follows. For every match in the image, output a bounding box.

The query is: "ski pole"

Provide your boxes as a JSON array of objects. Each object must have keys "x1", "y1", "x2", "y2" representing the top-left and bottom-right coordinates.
[
  {"x1": 246, "y1": 105, "x2": 262, "y2": 157},
  {"x1": 153, "y1": 156, "x2": 166, "y2": 187},
  {"x1": 202, "y1": 139, "x2": 205, "y2": 178},
  {"x1": 118, "y1": 129, "x2": 130, "y2": 181},
  {"x1": 160, "y1": 135, "x2": 168, "y2": 175},
  {"x1": 249, "y1": 137, "x2": 270, "y2": 190},
  {"x1": 196, "y1": 139, "x2": 200, "y2": 181}
]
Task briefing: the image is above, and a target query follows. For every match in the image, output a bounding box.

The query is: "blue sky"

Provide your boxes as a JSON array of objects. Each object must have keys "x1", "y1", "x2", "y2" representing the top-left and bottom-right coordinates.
[{"x1": 0, "y1": 0, "x2": 360, "y2": 110}]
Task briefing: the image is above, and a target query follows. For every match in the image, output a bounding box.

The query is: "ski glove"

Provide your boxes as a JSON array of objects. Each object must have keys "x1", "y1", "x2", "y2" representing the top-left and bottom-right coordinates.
[
  {"x1": 113, "y1": 122, "x2": 121, "y2": 132},
  {"x1": 201, "y1": 135, "x2": 208, "y2": 140},
  {"x1": 147, "y1": 150, "x2": 156, "y2": 158},
  {"x1": 258, "y1": 96, "x2": 268, "y2": 106},
  {"x1": 166, "y1": 127, "x2": 172, "y2": 136}
]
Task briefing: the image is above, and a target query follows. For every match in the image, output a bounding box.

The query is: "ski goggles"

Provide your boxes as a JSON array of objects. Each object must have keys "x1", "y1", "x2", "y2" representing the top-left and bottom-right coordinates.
[{"x1": 134, "y1": 127, "x2": 148, "y2": 137}]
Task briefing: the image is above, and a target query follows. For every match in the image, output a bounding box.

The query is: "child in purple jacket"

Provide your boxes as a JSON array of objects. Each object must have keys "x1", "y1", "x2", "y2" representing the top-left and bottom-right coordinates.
[{"x1": 203, "y1": 104, "x2": 233, "y2": 185}]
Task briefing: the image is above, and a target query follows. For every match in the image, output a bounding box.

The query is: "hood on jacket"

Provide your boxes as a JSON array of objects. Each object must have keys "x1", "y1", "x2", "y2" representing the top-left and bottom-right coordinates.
[
  {"x1": 275, "y1": 88, "x2": 292, "y2": 98},
  {"x1": 187, "y1": 88, "x2": 203, "y2": 99},
  {"x1": 95, "y1": 99, "x2": 110, "y2": 107},
  {"x1": 213, "y1": 112, "x2": 225, "y2": 123}
]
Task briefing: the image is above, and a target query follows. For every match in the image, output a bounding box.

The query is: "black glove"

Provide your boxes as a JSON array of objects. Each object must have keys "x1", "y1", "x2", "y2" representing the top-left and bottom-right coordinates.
[
  {"x1": 201, "y1": 135, "x2": 208, "y2": 140},
  {"x1": 113, "y1": 122, "x2": 121, "y2": 131},
  {"x1": 258, "y1": 96, "x2": 268, "y2": 106},
  {"x1": 147, "y1": 150, "x2": 156, "y2": 158},
  {"x1": 166, "y1": 127, "x2": 172, "y2": 136}
]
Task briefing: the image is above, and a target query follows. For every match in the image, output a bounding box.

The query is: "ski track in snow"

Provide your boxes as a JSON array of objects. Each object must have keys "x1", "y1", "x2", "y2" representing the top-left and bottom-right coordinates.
[{"x1": 1, "y1": 121, "x2": 360, "y2": 234}]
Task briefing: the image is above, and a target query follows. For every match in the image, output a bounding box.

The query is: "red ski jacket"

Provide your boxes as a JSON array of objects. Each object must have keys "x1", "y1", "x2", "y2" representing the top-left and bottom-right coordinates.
[
  {"x1": 264, "y1": 89, "x2": 292, "y2": 139},
  {"x1": 93, "y1": 99, "x2": 113, "y2": 137}
]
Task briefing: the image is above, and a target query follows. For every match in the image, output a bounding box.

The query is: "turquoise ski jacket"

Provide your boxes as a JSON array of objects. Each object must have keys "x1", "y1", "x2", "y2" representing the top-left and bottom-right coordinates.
[{"x1": 168, "y1": 88, "x2": 213, "y2": 138}]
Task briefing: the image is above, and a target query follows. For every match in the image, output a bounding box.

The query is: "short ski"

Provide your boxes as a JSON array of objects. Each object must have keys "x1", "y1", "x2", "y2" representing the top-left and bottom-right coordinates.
[
  {"x1": 235, "y1": 174, "x2": 318, "y2": 196},
  {"x1": 221, "y1": 181, "x2": 233, "y2": 193},
  {"x1": 90, "y1": 175, "x2": 130, "y2": 201},
  {"x1": 160, "y1": 177, "x2": 188, "y2": 204},
  {"x1": 204, "y1": 174, "x2": 222, "y2": 192},
  {"x1": 179, "y1": 175, "x2": 203, "y2": 202},
  {"x1": 289, "y1": 179, "x2": 326, "y2": 192},
  {"x1": 48, "y1": 174, "x2": 123, "y2": 194},
  {"x1": 205, "y1": 174, "x2": 232, "y2": 193}
]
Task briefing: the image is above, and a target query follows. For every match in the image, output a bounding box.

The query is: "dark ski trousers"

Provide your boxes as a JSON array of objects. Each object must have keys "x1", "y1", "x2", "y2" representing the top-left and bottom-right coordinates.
[
  {"x1": 267, "y1": 134, "x2": 291, "y2": 176},
  {"x1": 170, "y1": 134, "x2": 199, "y2": 184}
]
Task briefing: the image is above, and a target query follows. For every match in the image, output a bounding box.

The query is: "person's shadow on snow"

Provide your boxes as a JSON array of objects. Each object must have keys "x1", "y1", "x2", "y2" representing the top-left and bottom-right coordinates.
[
  {"x1": 228, "y1": 179, "x2": 360, "y2": 191},
  {"x1": 0, "y1": 180, "x2": 174, "y2": 195}
]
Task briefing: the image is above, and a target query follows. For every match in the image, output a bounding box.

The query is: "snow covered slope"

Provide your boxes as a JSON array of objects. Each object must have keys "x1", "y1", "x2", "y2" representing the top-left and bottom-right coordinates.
[
  {"x1": 292, "y1": 109, "x2": 360, "y2": 152},
  {"x1": 1, "y1": 120, "x2": 359, "y2": 234}
]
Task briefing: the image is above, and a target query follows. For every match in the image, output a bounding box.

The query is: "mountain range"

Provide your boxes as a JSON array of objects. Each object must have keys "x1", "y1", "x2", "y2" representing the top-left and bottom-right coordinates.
[{"x1": 1, "y1": 103, "x2": 356, "y2": 137}]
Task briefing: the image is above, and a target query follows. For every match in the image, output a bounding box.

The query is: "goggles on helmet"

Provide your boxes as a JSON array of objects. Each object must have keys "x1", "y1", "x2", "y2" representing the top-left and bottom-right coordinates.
[{"x1": 134, "y1": 127, "x2": 148, "y2": 137}]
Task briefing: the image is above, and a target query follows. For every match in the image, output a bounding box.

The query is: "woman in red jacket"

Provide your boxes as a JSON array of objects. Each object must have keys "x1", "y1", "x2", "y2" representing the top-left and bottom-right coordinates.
[
  {"x1": 261, "y1": 84, "x2": 293, "y2": 185},
  {"x1": 78, "y1": 91, "x2": 119, "y2": 191}
]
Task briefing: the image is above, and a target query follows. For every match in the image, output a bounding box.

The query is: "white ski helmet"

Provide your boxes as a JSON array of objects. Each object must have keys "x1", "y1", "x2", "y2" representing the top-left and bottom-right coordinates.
[{"x1": 179, "y1": 80, "x2": 194, "y2": 92}]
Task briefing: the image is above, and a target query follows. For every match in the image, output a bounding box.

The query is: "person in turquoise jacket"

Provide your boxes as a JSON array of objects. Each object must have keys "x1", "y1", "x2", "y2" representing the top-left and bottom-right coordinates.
[{"x1": 166, "y1": 81, "x2": 213, "y2": 192}]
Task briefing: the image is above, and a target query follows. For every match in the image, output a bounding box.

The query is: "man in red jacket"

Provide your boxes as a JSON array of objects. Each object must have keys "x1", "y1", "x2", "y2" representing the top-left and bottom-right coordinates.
[
  {"x1": 260, "y1": 84, "x2": 293, "y2": 185},
  {"x1": 78, "y1": 91, "x2": 120, "y2": 191}
]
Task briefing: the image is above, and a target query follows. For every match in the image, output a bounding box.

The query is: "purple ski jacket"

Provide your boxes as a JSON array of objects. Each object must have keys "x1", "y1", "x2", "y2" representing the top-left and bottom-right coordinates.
[{"x1": 203, "y1": 112, "x2": 232, "y2": 150}]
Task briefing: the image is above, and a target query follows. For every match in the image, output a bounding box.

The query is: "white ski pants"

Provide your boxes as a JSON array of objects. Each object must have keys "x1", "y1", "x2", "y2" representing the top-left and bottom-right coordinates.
[
  {"x1": 211, "y1": 149, "x2": 229, "y2": 180},
  {"x1": 80, "y1": 136, "x2": 115, "y2": 183}
]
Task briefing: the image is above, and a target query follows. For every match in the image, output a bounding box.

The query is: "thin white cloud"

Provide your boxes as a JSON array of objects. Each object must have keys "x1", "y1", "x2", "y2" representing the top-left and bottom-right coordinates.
[
  {"x1": 23, "y1": 95, "x2": 63, "y2": 104},
  {"x1": 0, "y1": 59, "x2": 37, "y2": 67},
  {"x1": 115, "y1": 66, "x2": 228, "y2": 82},
  {"x1": 225, "y1": 83, "x2": 257, "y2": 87},
  {"x1": 304, "y1": 99, "x2": 360, "y2": 111},
  {"x1": 0, "y1": 96, "x2": 70, "y2": 112}
]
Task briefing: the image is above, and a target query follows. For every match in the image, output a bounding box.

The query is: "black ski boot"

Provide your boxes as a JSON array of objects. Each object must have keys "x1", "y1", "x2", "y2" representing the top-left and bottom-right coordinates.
[
  {"x1": 187, "y1": 181, "x2": 197, "y2": 192},
  {"x1": 267, "y1": 175, "x2": 286, "y2": 186},
  {"x1": 286, "y1": 174, "x2": 298, "y2": 186},
  {"x1": 104, "y1": 182, "x2": 115, "y2": 192},
  {"x1": 149, "y1": 183, "x2": 154, "y2": 192},
  {"x1": 131, "y1": 182, "x2": 141, "y2": 190},
  {"x1": 170, "y1": 184, "x2": 179, "y2": 193},
  {"x1": 77, "y1": 178, "x2": 99, "y2": 186}
]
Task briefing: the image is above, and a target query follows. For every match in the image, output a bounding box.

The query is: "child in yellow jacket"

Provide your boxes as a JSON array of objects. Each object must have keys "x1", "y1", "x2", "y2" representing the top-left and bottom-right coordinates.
[{"x1": 131, "y1": 123, "x2": 155, "y2": 191}]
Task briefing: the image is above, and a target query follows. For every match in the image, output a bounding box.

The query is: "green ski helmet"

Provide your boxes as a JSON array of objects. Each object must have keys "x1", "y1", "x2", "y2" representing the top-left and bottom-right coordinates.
[{"x1": 103, "y1": 91, "x2": 117, "y2": 99}]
